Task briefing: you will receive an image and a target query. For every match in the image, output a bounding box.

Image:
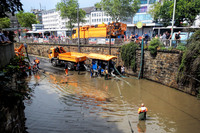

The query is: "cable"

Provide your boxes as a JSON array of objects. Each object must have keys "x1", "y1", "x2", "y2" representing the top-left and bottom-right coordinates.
[
  {"x1": 116, "y1": 81, "x2": 134, "y2": 133},
  {"x1": 138, "y1": 39, "x2": 144, "y2": 79}
]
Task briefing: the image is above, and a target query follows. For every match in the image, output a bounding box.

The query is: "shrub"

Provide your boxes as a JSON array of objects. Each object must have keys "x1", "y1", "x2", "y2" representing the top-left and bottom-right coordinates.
[
  {"x1": 148, "y1": 38, "x2": 162, "y2": 56},
  {"x1": 177, "y1": 30, "x2": 200, "y2": 94},
  {"x1": 121, "y1": 42, "x2": 138, "y2": 71}
]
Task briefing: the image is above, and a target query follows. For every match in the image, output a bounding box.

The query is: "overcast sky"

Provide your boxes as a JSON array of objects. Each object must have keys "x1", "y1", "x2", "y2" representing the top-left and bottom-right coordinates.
[{"x1": 21, "y1": 0, "x2": 101, "y2": 12}]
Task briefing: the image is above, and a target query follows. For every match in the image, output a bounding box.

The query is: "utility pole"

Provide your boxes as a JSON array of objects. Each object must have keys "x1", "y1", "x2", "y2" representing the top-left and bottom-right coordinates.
[
  {"x1": 109, "y1": 24, "x2": 111, "y2": 55},
  {"x1": 77, "y1": 3, "x2": 80, "y2": 52},
  {"x1": 170, "y1": 0, "x2": 176, "y2": 47}
]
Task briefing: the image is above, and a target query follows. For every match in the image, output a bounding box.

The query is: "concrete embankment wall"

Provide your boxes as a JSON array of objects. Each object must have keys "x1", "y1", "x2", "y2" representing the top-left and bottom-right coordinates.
[
  {"x1": 14, "y1": 43, "x2": 194, "y2": 95},
  {"x1": 0, "y1": 43, "x2": 14, "y2": 68}
]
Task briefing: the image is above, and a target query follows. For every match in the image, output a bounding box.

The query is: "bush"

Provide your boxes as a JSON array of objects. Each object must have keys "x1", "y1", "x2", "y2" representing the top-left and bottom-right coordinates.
[
  {"x1": 148, "y1": 38, "x2": 162, "y2": 56},
  {"x1": 176, "y1": 43, "x2": 187, "y2": 51},
  {"x1": 177, "y1": 30, "x2": 200, "y2": 94},
  {"x1": 121, "y1": 42, "x2": 138, "y2": 71}
]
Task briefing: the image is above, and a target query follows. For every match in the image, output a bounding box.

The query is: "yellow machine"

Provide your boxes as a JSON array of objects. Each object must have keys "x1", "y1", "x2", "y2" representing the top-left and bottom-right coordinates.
[
  {"x1": 48, "y1": 46, "x2": 87, "y2": 70},
  {"x1": 72, "y1": 22, "x2": 127, "y2": 39}
]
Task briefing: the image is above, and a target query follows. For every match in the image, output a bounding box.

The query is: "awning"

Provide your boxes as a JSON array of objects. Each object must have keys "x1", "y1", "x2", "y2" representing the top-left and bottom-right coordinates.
[{"x1": 87, "y1": 53, "x2": 117, "y2": 61}]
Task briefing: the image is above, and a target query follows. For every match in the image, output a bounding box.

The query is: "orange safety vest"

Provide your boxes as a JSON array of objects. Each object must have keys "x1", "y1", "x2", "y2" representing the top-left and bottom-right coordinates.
[
  {"x1": 35, "y1": 59, "x2": 40, "y2": 64},
  {"x1": 138, "y1": 107, "x2": 148, "y2": 114}
]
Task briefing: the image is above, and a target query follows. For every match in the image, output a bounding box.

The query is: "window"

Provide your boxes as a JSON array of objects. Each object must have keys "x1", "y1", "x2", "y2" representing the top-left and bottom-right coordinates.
[
  {"x1": 99, "y1": 19, "x2": 101, "y2": 22},
  {"x1": 137, "y1": 6, "x2": 147, "y2": 13},
  {"x1": 140, "y1": 0, "x2": 147, "y2": 4},
  {"x1": 149, "y1": 0, "x2": 156, "y2": 4},
  {"x1": 99, "y1": 13, "x2": 101, "y2": 16}
]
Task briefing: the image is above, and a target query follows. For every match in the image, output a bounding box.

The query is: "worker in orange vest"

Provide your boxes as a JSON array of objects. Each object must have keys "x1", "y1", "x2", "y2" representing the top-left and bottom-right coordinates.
[
  {"x1": 138, "y1": 103, "x2": 148, "y2": 120},
  {"x1": 64, "y1": 62, "x2": 68, "y2": 76},
  {"x1": 34, "y1": 58, "x2": 40, "y2": 69},
  {"x1": 28, "y1": 65, "x2": 32, "y2": 75}
]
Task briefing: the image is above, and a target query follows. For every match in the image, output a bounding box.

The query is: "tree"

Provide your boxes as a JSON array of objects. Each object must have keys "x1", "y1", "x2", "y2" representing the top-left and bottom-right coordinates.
[
  {"x1": 149, "y1": 0, "x2": 200, "y2": 27},
  {"x1": 16, "y1": 11, "x2": 38, "y2": 29},
  {"x1": 56, "y1": 0, "x2": 86, "y2": 36},
  {"x1": 97, "y1": 0, "x2": 140, "y2": 22},
  {"x1": 0, "y1": 17, "x2": 10, "y2": 28},
  {"x1": 0, "y1": 0, "x2": 23, "y2": 18}
]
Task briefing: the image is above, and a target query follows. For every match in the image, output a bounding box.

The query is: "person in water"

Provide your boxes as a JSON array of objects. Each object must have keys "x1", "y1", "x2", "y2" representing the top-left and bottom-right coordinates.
[{"x1": 138, "y1": 103, "x2": 148, "y2": 120}]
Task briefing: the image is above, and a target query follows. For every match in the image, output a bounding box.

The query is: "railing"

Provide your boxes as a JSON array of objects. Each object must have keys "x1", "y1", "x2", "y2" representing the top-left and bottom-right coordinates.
[{"x1": 15, "y1": 37, "x2": 73, "y2": 44}]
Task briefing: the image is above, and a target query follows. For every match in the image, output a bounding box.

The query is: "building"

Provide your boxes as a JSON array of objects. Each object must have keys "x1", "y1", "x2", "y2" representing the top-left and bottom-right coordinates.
[
  {"x1": 31, "y1": 9, "x2": 44, "y2": 24},
  {"x1": 126, "y1": 0, "x2": 162, "y2": 37},
  {"x1": 6, "y1": 13, "x2": 19, "y2": 29},
  {"x1": 32, "y1": 24, "x2": 44, "y2": 31}
]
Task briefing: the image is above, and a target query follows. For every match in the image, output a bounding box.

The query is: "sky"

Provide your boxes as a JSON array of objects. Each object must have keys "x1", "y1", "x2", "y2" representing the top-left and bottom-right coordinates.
[{"x1": 21, "y1": 0, "x2": 101, "y2": 12}]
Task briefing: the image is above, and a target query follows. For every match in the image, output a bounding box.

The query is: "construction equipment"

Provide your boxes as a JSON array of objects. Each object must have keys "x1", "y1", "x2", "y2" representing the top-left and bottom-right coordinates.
[
  {"x1": 15, "y1": 44, "x2": 24, "y2": 56},
  {"x1": 86, "y1": 53, "x2": 117, "y2": 75},
  {"x1": 48, "y1": 46, "x2": 88, "y2": 70},
  {"x1": 72, "y1": 22, "x2": 127, "y2": 39}
]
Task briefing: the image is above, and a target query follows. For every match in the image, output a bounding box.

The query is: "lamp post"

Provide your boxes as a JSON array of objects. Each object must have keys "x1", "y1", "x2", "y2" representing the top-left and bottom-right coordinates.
[
  {"x1": 170, "y1": 0, "x2": 176, "y2": 47},
  {"x1": 77, "y1": 3, "x2": 80, "y2": 52},
  {"x1": 109, "y1": 24, "x2": 111, "y2": 55}
]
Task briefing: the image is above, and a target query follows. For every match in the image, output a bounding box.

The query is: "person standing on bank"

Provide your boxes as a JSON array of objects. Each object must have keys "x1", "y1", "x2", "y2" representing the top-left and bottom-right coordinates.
[
  {"x1": 144, "y1": 32, "x2": 149, "y2": 45},
  {"x1": 121, "y1": 65, "x2": 125, "y2": 75},
  {"x1": 64, "y1": 62, "x2": 68, "y2": 76}
]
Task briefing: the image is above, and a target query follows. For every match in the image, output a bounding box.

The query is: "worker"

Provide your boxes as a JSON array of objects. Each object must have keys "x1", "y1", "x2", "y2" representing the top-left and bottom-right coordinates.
[
  {"x1": 121, "y1": 65, "x2": 125, "y2": 75},
  {"x1": 90, "y1": 64, "x2": 93, "y2": 78},
  {"x1": 104, "y1": 67, "x2": 109, "y2": 80},
  {"x1": 64, "y1": 62, "x2": 68, "y2": 76},
  {"x1": 28, "y1": 65, "x2": 32, "y2": 75},
  {"x1": 77, "y1": 62, "x2": 80, "y2": 75},
  {"x1": 34, "y1": 58, "x2": 40, "y2": 69},
  {"x1": 138, "y1": 103, "x2": 148, "y2": 120}
]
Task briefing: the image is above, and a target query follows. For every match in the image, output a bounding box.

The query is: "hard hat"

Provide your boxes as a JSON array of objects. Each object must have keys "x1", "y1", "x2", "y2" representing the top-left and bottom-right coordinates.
[{"x1": 141, "y1": 103, "x2": 144, "y2": 107}]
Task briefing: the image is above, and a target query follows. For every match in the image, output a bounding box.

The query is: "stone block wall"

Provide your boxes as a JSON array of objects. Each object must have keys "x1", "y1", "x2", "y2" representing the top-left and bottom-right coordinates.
[{"x1": 0, "y1": 43, "x2": 14, "y2": 68}]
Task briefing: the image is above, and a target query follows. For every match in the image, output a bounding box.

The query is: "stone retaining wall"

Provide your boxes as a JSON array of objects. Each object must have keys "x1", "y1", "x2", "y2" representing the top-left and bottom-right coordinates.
[
  {"x1": 14, "y1": 43, "x2": 195, "y2": 95},
  {"x1": 0, "y1": 43, "x2": 14, "y2": 68}
]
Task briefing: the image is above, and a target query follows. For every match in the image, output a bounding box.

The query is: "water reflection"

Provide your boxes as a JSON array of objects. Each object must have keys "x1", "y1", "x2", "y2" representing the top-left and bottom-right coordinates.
[{"x1": 24, "y1": 71, "x2": 200, "y2": 133}]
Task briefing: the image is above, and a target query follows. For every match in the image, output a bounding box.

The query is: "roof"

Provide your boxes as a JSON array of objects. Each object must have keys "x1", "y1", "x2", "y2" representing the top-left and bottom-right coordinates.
[
  {"x1": 82, "y1": 6, "x2": 95, "y2": 14},
  {"x1": 87, "y1": 53, "x2": 117, "y2": 61}
]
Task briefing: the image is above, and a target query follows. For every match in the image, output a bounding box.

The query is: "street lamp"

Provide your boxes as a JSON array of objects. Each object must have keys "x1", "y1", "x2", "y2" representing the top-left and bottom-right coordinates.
[{"x1": 170, "y1": 0, "x2": 176, "y2": 47}]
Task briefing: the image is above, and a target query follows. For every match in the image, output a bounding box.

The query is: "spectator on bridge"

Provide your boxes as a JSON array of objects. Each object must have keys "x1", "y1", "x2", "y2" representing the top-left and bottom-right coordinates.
[{"x1": 144, "y1": 32, "x2": 149, "y2": 45}]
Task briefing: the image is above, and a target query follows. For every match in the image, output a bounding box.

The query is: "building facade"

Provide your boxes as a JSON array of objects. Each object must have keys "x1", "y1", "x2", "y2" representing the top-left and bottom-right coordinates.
[{"x1": 40, "y1": 1, "x2": 163, "y2": 37}]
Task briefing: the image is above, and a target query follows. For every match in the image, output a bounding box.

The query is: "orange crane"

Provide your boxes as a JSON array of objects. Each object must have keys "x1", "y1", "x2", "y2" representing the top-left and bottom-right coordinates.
[{"x1": 15, "y1": 44, "x2": 24, "y2": 56}]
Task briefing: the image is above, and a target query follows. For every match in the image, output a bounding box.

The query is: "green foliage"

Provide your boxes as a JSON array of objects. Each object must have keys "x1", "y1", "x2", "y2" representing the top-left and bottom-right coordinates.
[
  {"x1": 16, "y1": 11, "x2": 38, "y2": 29},
  {"x1": 148, "y1": 38, "x2": 162, "y2": 56},
  {"x1": 0, "y1": 56, "x2": 31, "y2": 102},
  {"x1": 149, "y1": 0, "x2": 200, "y2": 26},
  {"x1": 176, "y1": 43, "x2": 186, "y2": 51},
  {"x1": 56, "y1": 0, "x2": 86, "y2": 36},
  {"x1": 98, "y1": 0, "x2": 140, "y2": 22},
  {"x1": 187, "y1": 29, "x2": 200, "y2": 43},
  {"x1": 121, "y1": 42, "x2": 138, "y2": 71},
  {"x1": 0, "y1": 0, "x2": 23, "y2": 18},
  {"x1": 0, "y1": 17, "x2": 10, "y2": 29},
  {"x1": 178, "y1": 30, "x2": 200, "y2": 93}
]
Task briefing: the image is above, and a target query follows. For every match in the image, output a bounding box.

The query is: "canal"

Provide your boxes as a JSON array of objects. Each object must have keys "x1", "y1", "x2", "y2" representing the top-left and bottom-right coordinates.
[{"x1": 24, "y1": 56, "x2": 200, "y2": 133}]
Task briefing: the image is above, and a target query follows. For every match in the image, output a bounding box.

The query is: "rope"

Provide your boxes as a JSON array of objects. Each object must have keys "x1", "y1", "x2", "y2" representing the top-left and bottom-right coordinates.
[
  {"x1": 116, "y1": 81, "x2": 134, "y2": 133},
  {"x1": 138, "y1": 39, "x2": 144, "y2": 79}
]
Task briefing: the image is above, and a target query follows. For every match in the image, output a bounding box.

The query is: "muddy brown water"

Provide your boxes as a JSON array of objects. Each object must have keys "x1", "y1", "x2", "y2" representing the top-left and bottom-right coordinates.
[{"x1": 24, "y1": 70, "x2": 200, "y2": 133}]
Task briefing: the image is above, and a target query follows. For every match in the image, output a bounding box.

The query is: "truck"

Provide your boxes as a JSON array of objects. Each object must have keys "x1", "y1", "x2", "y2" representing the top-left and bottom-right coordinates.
[
  {"x1": 48, "y1": 46, "x2": 88, "y2": 70},
  {"x1": 72, "y1": 22, "x2": 127, "y2": 39}
]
